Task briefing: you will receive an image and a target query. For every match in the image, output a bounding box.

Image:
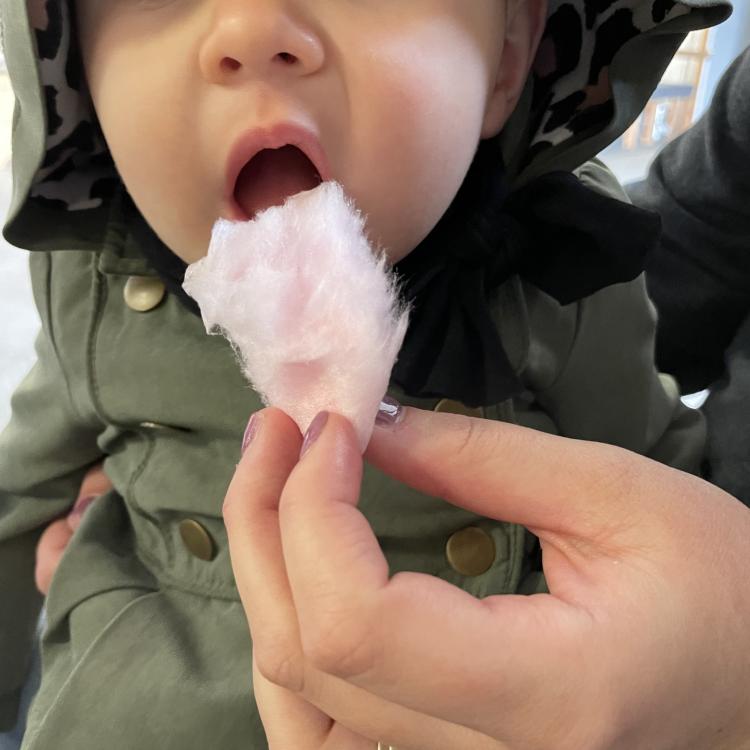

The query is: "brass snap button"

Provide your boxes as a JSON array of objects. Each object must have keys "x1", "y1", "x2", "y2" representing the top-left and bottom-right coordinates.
[
  {"x1": 433, "y1": 399, "x2": 483, "y2": 418},
  {"x1": 124, "y1": 276, "x2": 166, "y2": 312},
  {"x1": 179, "y1": 519, "x2": 215, "y2": 562},
  {"x1": 446, "y1": 526, "x2": 496, "y2": 576}
]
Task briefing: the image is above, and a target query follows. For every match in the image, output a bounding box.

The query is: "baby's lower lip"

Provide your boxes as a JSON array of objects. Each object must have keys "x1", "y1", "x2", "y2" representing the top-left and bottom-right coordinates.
[{"x1": 226, "y1": 196, "x2": 253, "y2": 222}]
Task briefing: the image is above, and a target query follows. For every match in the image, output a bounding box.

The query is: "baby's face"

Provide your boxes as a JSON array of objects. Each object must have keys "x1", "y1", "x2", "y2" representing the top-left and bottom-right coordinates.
[{"x1": 75, "y1": 1, "x2": 543, "y2": 264}]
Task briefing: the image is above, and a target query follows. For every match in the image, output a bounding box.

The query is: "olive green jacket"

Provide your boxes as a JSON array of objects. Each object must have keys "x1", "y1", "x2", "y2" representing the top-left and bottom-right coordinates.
[{"x1": 0, "y1": 1, "x2": 731, "y2": 747}]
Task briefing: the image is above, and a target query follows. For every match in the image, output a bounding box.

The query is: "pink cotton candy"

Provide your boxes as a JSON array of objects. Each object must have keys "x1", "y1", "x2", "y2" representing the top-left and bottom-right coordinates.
[{"x1": 182, "y1": 181, "x2": 410, "y2": 452}]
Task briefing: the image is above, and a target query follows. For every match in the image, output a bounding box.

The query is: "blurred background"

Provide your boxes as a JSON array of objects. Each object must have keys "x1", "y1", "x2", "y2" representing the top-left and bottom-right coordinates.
[
  {"x1": 599, "y1": 4, "x2": 750, "y2": 183},
  {"x1": 1, "y1": 10, "x2": 749, "y2": 429},
  {"x1": 0, "y1": 52, "x2": 38, "y2": 433}
]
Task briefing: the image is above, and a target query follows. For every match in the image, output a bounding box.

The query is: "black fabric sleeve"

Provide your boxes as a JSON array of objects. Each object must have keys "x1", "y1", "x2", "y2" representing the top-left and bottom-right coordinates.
[{"x1": 628, "y1": 46, "x2": 750, "y2": 393}]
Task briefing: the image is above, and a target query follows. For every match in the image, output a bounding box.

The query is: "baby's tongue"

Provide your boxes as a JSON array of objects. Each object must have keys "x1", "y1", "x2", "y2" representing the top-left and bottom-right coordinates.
[{"x1": 234, "y1": 145, "x2": 322, "y2": 219}]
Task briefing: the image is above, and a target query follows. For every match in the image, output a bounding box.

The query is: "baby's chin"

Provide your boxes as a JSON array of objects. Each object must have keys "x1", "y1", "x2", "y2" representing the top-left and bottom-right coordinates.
[
  {"x1": 163, "y1": 226, "x2": 214, "y2": 265},
  {"x1": 179, "y1": 244, "x2": 212, "y2": 265},
  {"x1": 130, "y1": 201, "x2": 213, "y2": 265},
  {"x1": 371, "y1": 224, "x2": 434, "y2": 266},
  {"x1": 361, "y1": 198, "x2": 446, "y2": 266},
  {"x1": 354, "y1": 216, "x2": 422, "y2": 266}
]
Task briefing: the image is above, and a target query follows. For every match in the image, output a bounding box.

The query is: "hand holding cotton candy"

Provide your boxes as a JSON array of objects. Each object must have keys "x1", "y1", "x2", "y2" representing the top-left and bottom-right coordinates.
[{"x1": 182, "y1": 182, "x2": 409, "y2": 452}]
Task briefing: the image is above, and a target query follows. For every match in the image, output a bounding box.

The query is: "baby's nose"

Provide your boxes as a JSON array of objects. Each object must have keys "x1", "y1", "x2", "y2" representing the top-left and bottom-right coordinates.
[{"x1": 198, "y1": 0, "x2": 325, "y2": 85}]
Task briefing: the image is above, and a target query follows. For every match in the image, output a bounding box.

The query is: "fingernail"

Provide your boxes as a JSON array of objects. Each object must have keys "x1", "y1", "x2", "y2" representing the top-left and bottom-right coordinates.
[
  {"x1": 376, "y1": 396, "x2": 404, "y2": 428},
  {"x1": 68, "y1": 495, "x2": 97, "y2": 531},
  {"x1": 242, "y1": 413, "x2": 260, "y2": 455},
  {"x1": 300, "y1": 411, "x2": 329, "y2": 459},
  {"x1": 71, "y1": 495, "x2": 97, "y2": 518}
]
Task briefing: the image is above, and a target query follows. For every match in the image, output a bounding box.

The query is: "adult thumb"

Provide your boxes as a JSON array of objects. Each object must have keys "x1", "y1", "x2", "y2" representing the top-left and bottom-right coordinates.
[{"x1": 365, "y1": 403, "x2": 679, "y2": 541}]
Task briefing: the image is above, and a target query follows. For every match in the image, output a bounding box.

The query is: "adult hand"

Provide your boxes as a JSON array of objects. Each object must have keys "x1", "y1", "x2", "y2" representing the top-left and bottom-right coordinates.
[
  {"x1": 223, "y1": 404, "x2": 750, "y2": 750},
  {"x1": 34, "y1": 462, "x2": 112, "y2": 595}
]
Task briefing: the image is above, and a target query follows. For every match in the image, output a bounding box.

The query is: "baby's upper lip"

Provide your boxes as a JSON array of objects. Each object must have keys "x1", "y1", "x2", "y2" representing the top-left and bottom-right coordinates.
[{"x1": 224, "y1": 122, "x2": 331, "y2": 217}]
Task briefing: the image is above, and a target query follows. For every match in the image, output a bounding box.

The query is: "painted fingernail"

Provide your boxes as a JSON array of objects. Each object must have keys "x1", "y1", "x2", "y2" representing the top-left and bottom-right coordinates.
[
  {"x1": 376, "y1": 396, "x2": 404, "y2": 428},
  {"x1": 300, "y1": 411, "x2": 329, "y2": 459},
  {"x1": 68, "y1": 495, "x2": 97, "y2": 531},
  {"x1": 241, "y1": 413, "x2": 260, "y2": 455},
  {"x1": 71, "y1": 495, "x2": 97, "y2": 518}
]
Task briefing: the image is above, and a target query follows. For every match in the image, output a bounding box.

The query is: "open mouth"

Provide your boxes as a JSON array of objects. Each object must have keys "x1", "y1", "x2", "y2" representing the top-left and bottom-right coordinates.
[{"x1": 233, "y1": 145, "x2": 323, "y2": 221}]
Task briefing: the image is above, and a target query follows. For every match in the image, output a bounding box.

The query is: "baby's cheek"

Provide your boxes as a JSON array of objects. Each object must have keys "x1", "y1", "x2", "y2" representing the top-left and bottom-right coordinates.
[{"x1": 351, "y1": 106, "x2": 479, "y2": 263}]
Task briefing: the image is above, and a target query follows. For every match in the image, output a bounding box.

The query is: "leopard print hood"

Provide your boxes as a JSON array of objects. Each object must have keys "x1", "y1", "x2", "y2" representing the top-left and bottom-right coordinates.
[{"x1": 0, "y1": 0, "x2": 732, "y2": 252}]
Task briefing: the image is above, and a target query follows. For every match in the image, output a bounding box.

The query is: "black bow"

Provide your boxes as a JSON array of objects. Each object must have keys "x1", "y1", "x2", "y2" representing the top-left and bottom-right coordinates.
[{"x1": 391, "y1": 144, "x2": 662, "y2": 407}]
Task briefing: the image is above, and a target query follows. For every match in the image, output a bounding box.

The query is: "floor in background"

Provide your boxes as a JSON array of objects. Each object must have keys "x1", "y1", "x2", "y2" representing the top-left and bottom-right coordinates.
[{"x1": 0, "y1": 69, "x2": 39, "y2": 433}]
